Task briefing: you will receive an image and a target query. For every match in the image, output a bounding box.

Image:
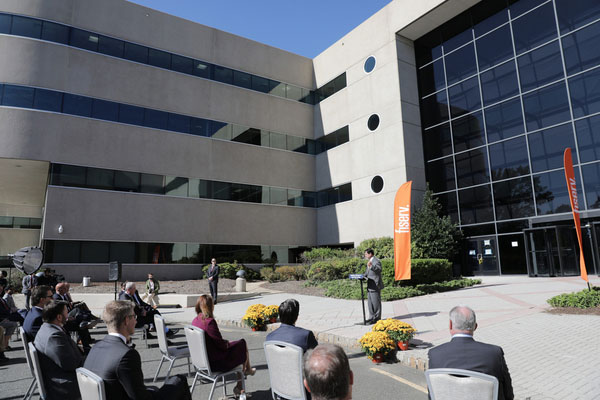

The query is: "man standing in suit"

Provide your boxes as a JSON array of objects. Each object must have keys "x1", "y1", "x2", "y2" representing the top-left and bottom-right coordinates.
[
  {"x1": 428, "y1": 305, "x2": 514, "y2": 400},
  {"x1": 364, "y1": 248, "x2": 383, "y2": 324},
  {"x1": 23, "y1": 285, "x2": 53, "y2": 340},
  {"x1": 22, "y1": 272, "x2": 38, "y2": 310},
  {"x1": 266, "y1": 298, "x2": 318, "y2": 352},
  {"x1": 84, "y1": 300, "x2": 191, "y2": 399},
  {"x1": 33, "y1": 300, "x2": 84, "y2": 400},
  {"x1": 207, "y1": 258, "x2": 220, "y2": 304}
]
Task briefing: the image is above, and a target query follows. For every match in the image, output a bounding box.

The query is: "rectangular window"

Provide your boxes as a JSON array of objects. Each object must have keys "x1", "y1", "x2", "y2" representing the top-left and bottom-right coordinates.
[
  {"x1": 167, "y1": 113, "x2": 190, "y2": 133},
  {"x1": 480, "y1": 61, "x2": 519, "y2": 106},
  {"x1": 11, "y1": 16, "x2": 42, "y2": 39},
  {"x1": 165, "y1": 177, "x2": 188, "y2": 197},
  {"x1": 143, "y1": 109, "x2": 169, "y2": 130},
  {"x1": 41, "y1": 21, "x2": 69, "y2": 44},
  {"x1": 528, "y1": 123, "x2": 577, "y2": 173},
  {"x1": 62, "y1": 94, "x2": 92, "y2": 117},
  {"x1": 251, "y1": 75, "x2": 270, "y2": 93},
  {"x1": 302, "y1": 191, "x2": 317, "y2": 208},
  {"x1": 232, "y1": 127, "x2": 261, "y2": 145},
  {"x1": 98, "y1": 35, "x2": 124, "y2": 58},
  {"x1": 81, "y1": 242, "x2": 109, "y2": 263},
  {"x1": 2, "y1": 85, "x2": 34, "y2": 108},
  {"x1": 433, "y1": 192, "x2": 459, "y2": 223},
  {"x1": 0, "y1": 216, "x2": 13, "y2": 228},
  {"x1": 190, "y1": 118, "x2": 209, "y2": 136},
  {"x1": 270, "y1": 132, "x2": 287, "y2": 150},
  {"x1": 148, "y1": 48, "x2": 171, "y2": 69},
  {"x1": 0, "y1": 14, "x2": 11, "y2": 34},
  {"x1": 270, "y1": 187, "x2": 288, "y2": 205},
  {"x1": 518, "y1": 41, "x2": 563, "y2": 92},
  {"x1": 535, "y1": 169, "x2": 582, "y2": 215},
  {"x1": 189, "y1": 179, "x2": 210, "y2": 198},
  {"x1": 423, "y1": 123, "x2": 452, "y2": 160},
  {"x1": 86, "y1": 167, "x2": 114, "y2": 190},
  {"x1": 575, "y1": 115, "x2": 600, "y2": 163},
  {"x1": 270, "y1": 81, "x2": 286, "y2": 97},
  {"x1": 119, "y1": 104, "x2": 145, "y2": 125},
  {"x1": 512, "y1": 3, "x2": 557, "y2": 55},
  {"x1": 426, "y1": 156, "x2": 456, "y2": 193},
  {"x1": 171, "y1": 54, "x2": 193, "y2": 74},
  {"x1": 114, "y1": 171, "x2": 140, "y2": 192},
  {"x1": 420, "y1": 91, "x2": 449, "y2": 128},
  {"x1": 476, "y1": 24, "x2": 513, "y2": 71},
  {"x1": 582, "y1": 162, "x2": 600, "y2": 209},
  {"x1": 233, "y1": 70, "x2": 252, "y2": 89},
  {"x1": 448, "y1": 77, "x2": 481, "y2": 118},
  {"x1": 51, "y1": 164, "x2": 86, "y2": 187},
  {"x1": 286, "y1": 85, "x2": 303, "y2": 101},
  {"x1": 287, "y1": 135, "x2": 306, "y2": 152},
  {"x1": 489, "y1": 136, "x2": 530, "y2": 180},
  {"x1": 562, "y1": 21, "x2": 600, "y2": 75},
  {"x1": 485, "y1": 98, "x2": 524, "y2": 143},
  {"x1": 210, "y1": 121, "x2": 232, "y2": 140},
  {"x1": 212, "y1": 181, "x2": 231, "y2": 200},
  {"x1": 452, "y1": 111, "x2": 486, "y2": 152},
  {"x1": 214, "y1": 66, "x2": 233, "y2": 84},
  {"x1": 33, "y1": 88, "x2": 62, "y2": 112},
  {"x1": 69, "y1": 28, "x2": 98, "y2": 52},
  {"x1": 418, "y1": 59, "x2": 446, "y2": 96},
  {"x1": 109, "y1": 242, "x2": 136, "y2": 264},
  {"x1": 493, "y1": 176, "x2": 534, "y2": 220},
  {"x1": 48, "y1": 241, "x2": 80, "y2": 263},
  {"x1": 459, "y1": 185, "x2": 494, "y2": 224},
  {"x1": 569, "y1": 68, "x2": 600, "y2": 118},
  {"x1": 140, "y1": 173, "x2": 164, "y2": 194},
  {"x1": 522, "y1": 81, "x2": 570, "y2": 131},
  {"x1": 92, "y1": 99, "x2": 119, "y2": 122},
  {"x1": 556, "y1": 0, "x2": 600, "y2": 33},
  {"x1": 287, "y1": 189, "x2": 303, "y2": 207},
  {"x1": 455, "y1": 148, "x2": 490, "y2": 188},
  {"x1": 123, "y1": 42, "x2": 148, "y2": 64},
  {"x1": 193, "y1": 60, "x2": 212, "y2": 79},
  {"x1": 445, "y1": 43, "x2": 477, "y2": 85}
]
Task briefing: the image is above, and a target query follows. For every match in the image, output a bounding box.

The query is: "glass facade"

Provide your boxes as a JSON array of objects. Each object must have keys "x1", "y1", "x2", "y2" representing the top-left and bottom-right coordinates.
[
  {"x1": 416, "y1": 0, "x2": 600, "y2": 275},
  {"x1": 0, "y1": 216, "x2": 42, "y2": 229}
]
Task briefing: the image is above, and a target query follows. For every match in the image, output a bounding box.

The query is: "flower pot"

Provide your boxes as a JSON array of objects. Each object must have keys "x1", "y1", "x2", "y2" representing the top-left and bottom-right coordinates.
[
  {"x1": 270, "y1": 317, "x2": 277, "y2": 323},
  {"x1": 397, "y1": 341, "x2": 409, "y2": 351},
  {"x1": 252, "y1": 327, "x2": 258, "y2": 331},
  {"x1": 371, "y1": 353, "x2": 384, "y2": 363}
]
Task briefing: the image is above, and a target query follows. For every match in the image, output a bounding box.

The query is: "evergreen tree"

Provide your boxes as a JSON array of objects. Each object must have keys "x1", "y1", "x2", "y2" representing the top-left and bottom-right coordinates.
[{"x1": 411, "y1": 188, "x2": 462, "y2": 259}]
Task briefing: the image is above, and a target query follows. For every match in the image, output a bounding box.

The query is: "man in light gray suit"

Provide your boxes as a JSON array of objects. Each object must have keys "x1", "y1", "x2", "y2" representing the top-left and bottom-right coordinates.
[
  {"x1": 364, "y1": 248, "x2": 384, "y2": 324},
  {"x1": 33, "y1": 300, "x2": 85, "y2": 400}
]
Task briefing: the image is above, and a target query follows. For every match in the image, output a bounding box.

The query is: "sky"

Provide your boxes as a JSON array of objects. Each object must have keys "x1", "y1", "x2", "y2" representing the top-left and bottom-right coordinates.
[{"x1": 127, "y1": 0, "x2": 392, "y2": 58}]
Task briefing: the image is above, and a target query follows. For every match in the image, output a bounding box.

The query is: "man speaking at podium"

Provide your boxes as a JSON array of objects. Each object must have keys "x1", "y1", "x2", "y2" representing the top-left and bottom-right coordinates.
[{"x1": 364, "y1": 248, "x2": 383, "y2": 324}]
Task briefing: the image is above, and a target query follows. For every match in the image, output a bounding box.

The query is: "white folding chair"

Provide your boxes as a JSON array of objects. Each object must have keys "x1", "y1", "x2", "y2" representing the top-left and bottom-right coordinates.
[
  {"x1": 27, "y1": 343, "x2": 47, "y2": 400},
  {"x1": 20, "y1": 327, "x2": 37, "y2": 400},
  {"x1": 184, "y1": 325, "x2": 245, "y2": 399},
  {"x1": 425, "y1": 368, "x2": 499, "y2": 400},
  {"x1": 76, "y1": 368, "x2": 107, "y2": 400},
  {"x1": 263, "y1": 341, "x2": 306, "y2": 400},
  {"x1": 133, "y1": 324, "x2": 148, "y2": 348},
  {"x1": 152, "y1": 315, "x2": 191, "y2": 382}
]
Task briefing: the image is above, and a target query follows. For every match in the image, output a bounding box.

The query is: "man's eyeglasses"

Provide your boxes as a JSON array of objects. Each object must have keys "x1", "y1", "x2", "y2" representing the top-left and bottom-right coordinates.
[{"x1": 128, "y1": 314, "x2": 137, "y2": 319}]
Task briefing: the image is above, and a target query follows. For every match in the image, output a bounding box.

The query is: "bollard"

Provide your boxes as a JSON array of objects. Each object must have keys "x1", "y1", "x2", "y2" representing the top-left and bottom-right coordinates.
[
  {"x1": 236, "y1": 277, "x2": 246, "y2": 292},
  {"x1": 82, "y1": 276, "x2": 91, "y2": 287}
]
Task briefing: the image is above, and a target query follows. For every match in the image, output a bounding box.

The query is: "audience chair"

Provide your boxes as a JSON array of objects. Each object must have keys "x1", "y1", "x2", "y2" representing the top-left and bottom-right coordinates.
[
  {"x1": 184, "y1": 325, "x2": 245, "y2": 400},
  {"x1": 152, "y1": 314, "x2": 191, "y2": 382},
  {"x1": 27, "y1": 343, "x2": 47, "y2": 400},
  {"x1": 76, "y1": 367, "x2": 107, "y2": 400},
  {"x1": 19, "y1": 327, "x2": 37, "y2": 400},
  {"x1": 425, "y1": 368, "x2": 499, "y2": 400},
  {"x1": 263, "y1": 341, "x2": 307, "y2": 400},
  {"x1": 133, "y1": 324, "x2": 149, "y2": 348}
]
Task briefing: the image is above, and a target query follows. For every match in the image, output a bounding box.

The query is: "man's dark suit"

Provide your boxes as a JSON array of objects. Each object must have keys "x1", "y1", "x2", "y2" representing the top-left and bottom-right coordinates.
[
  {"x1": 118, "y1": 291, "x2": 158, "y2": 328},
  {"x1": 266, "y1": 323, "x2": 318, "y2": 352},
  {"x1": 83, "y1": 335, "x2": 190, "y2": 400},
  {"x1": 206, "y1": 263, "x2": 219, "y2": 304},
  {"x1": 428, "y1": 336, "x2": 514, "y2": 400},
  {"x1": 23, "y1": 306, "x2": 44, "y2": 339},
  {"x1": 33, "y1": 322, "x2": 84, "y2": 400},
  {"x1": 365, "y1": 256, "x2": 384, "y2": 321}
]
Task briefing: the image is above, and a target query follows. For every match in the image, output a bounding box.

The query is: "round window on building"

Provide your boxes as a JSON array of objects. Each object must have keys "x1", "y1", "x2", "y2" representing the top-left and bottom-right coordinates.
[
  {"x1": 367, "y1": 114, "x2": 380, "y2": 131},
  {"x1": 371, "y1": 176, "x2": 384, "y2": 193},
  {"x1": 364, "y1": 56, "x2": 376, "y2": 73}
]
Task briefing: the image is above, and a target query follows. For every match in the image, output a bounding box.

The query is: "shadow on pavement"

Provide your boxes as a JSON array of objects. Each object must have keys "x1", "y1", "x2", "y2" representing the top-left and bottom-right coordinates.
[{"x1": 392, "y1": 311, "x2": 439, "y2": 319}]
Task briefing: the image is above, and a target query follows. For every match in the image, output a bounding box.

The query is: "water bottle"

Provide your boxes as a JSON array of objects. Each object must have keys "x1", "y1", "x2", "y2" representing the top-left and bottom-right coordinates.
[{"x1": 239, "y1": 392, "x2": 247, "y2": 400}]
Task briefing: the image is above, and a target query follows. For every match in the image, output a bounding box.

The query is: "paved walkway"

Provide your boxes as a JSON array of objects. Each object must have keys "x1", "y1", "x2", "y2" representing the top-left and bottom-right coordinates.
[{"x1": 13, "y1": 275, "x2": 600, "y2": 399}]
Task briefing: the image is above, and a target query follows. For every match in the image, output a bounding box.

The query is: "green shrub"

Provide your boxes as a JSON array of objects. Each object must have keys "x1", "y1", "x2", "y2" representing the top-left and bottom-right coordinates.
[
  {"x1": 307, "y1": 261, "x2": 337, "y2": 282},
  {"x1": 356, "y1": 237, "x2": 394, "y2": 259},
  {"x1": 380, "y1": 286, "x2": 425, "y2": 301},
  {"x1": 320, "y1": 280, "x2": 364, "y2": 299},
  {"x1": 307, "y1": 258, "x2": 367, "y2": 282},
  {"x1": 301, "y1": 247, "x2": 352, "y2": 263},
  {"x1": 1, "y1": 269, "x2": 24, "y2": 293},
  {"x1": 275, "y1": 265, "x2": 308, "y2": 281},
  {"x1": 381, "y1": 258, "x2": 452, "y2": 286},
  {"x1": 260, "y1": 266, "x2": 275, "y2": 282},
  {"x1": 202, "y1": 262, "x2": 261, "y2": 281},
  {"x1": 547, "y1": 287, "x2": 600, "y2": 308}
]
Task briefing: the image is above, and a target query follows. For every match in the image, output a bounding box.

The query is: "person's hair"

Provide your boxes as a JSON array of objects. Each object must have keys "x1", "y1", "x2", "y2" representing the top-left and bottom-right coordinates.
[
  {"x1": 449, "y1": 305, "x2": 477, "y2": 332},
  {"x1": 125, "y1": 281, "x2": 135, "y2": 291},
  {"x1": 32, "y1": 285, "x2": 52, "y2": 306},
  {"x1": 0, "y1": 270, "x2": 6, "y2": 277},
  {"x1": 55, "y1": 282, "x2": 66, "y2": 292},
  {"x1": 103, "y1": 300, "x2": 135, "y2": 331},
  {"x1": 365, "y1": 248, "x2": 374, "y2": 256},
  {"x1": 279, "y1": 299, "x2": 300, "y2": 325},
  {"x1": 303, "y1": 344, "x2": 351, "y2": 400},
  {"x1": 120, "y1": 282, "x2": 126, "y2": 289},
  {"x1": 195, "y1": 294, "x2": 214, "y2": 319},
  {"x1": 42, "y1": 300, "x2": 68, "y2": 323}
]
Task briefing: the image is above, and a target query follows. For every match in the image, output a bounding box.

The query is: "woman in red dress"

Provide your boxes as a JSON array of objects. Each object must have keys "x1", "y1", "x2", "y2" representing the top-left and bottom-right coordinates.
[{"x1": 192, "y1": 294, "x2": 255, "y2": 395}]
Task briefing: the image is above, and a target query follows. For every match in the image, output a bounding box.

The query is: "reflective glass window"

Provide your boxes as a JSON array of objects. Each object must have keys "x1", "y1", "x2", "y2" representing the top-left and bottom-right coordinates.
[
  {"x1": 496, "y1": 219, "x2": 529, "y2": 233},
  {"x1": 0, "y1": 14, "x2": 11, "y2": 34},
  {"x1": 92, "y1": 99, "x2": 119, "y2": 122},
  {"x1": 448, "y1": 76, "x2": 481, "y2": 118},
  {"x1": 476, "y1": 25, "x2": 513, "y2": 71},
  {"x1": 420, "y1": 91, "x2": 449, "y2": 128},
  {"x1": 33, "y1": 88, "x2": 62, "y2": 112},
  {"x1": 575, "y1": 114, "x2": 600, "y2": 163},
  {"x1": 286, "y1": 85, "x2": 303, "y2": 102},
  {"x1": 473, "y1": 5, "x2": 508, "y2": 37},
  {"x1": 119, "y1": 104, "x2": 144, "y2": 125},
  {"x1": 511, "y1": 3, "x2": 558, "y2": 55},
  {"x1": 143, "y1": 109, "x2": 168, "y2": 130},
  {"x1": 509, "y1": 0, "x2": 548, "y2": 18},
  {"x1": 270, "y1": 187, "x2": 288, "y2": 205},
  {"x1": 562, "y1": 21, "x2": 600, "y2": 75},
  {"x1": 339, "y1": 184, "x2": 352, "y2": 203},
  {"x1": 123, "y1": 42, "x2": 148, "y2": 64},
  {"x1": 528, "y1": 123, "x2": 577, "y2": 172},
  {"x1": 81, "y1": 242, "x2": 109, "y2": 263},
  {"x1": 455, "y1": 148, "x2": 490, "y2": 188},
  {"x1": 270, "y1": 132, "x2": 287, "y2": 150},
  {"x1": 556, "y1": 0, "x2": 600, "y2": 33},
  {"x1": 210, "y1": 121, "x2": 232, "y2": 140},
  {"x1": 11, "y1": 16, "x2": 41, "y2": 39},
  {"x1": 569, "y1": 68, "x2": 600, "y2": 118},
  {"x1": 2, "y1": 85, "x2": 34, "y2": 108},
  {"x1": 582, "y1": 162, "x2": 600, "y2": 209},
  {"x1": 426, "y1": 156, "x2": 455, "y2": 193},
  {"x1": 452, "y1": 111, "x2": 485, "y2": 152},
  {"x1": 231, "y1": 183, "x2": 262, "y2": 203},
  {"x1": 69, "y1": 28, "x2": 98, "y2": 52},
  {"x1": 171, "y1": 54, "x2": 193, "y2": 74},
  {"x1": 433, "y1": 191, "x2": 459, "y2": 223},
  {"x1": 522, "y1": 81, "x2": 570, "y2": 130},
  {"x1": 62, "y1": 94, "x2": 92, "y2": 117},
  {"x1": 193, "y1": 60, "x2": 212, "y2": 79},
  {"x1": 270, "y1": 81, "x2": 286, "y2": 97},
  {"x1": 415, "y1": 31, "x2": 442, "y2": 67},
  {"x1": 445, "y1": 43, "x2": 477, "y2": 85},
  {"x1": 423, "y1": 123, "x2": 452, "y2": 160},
  {"x1": 485, "y1": 98, "x2": 524, "y2": 142},
  {"x1": 302, "y1": 191, "x2": 317, "y2": 208},
  {"x1": 535, "y1": 168, "x2": 581, "y2": 215},
  {"x1": 287, "y1": 135, "x2": 306, "y2": 152},
  {"x1": 48, "y1": 241, "x2": 80, "y2": 263},
  {"x1": 110, "y1": 242, "x2": 136, "y2": 264},
  {"x1": 232, "y1": 126, "x2": 260, "y2": 145},
  {"x1": 214, "y1": 66, "x2": 233, "y2": 84},
  {"x1": 190, "y1": 118, "x2": 209, "y2": 136},
  {"x1": 252, "y1": 75, "x2": 270, "y2": 93},
  {"x1": 189, "y1": 179, "x2": 210, "y2": 198},
  {"x1": 114, "y1": 171, "x2": 140, "y2": 192},
  {"x1": 98, "y1": 35, "x2": 124, "y2": 58},
  {"x1": 461, "y1": 223, "x2": 496, "y2": 237},
  {"x1": 167, "y1": 113, "x2": 190, "y2": 134},
  {"x1": 140, "y1": 173, "x2": 164, "y2": 194},
  {"x1": 41, "y1": 21, "x2": 69, "y2": 44},
  {"x1": 417, "y1": 60, "x2": 445, "y2": 96},
  {"x1": 165, "y1": 176, "x2": 188, "y2": 197},
  {"x1": 288, "y1": 189, "x2": 303, "y2": 207},
  {"x1": 233, "y1": 71, "x2": 252, "y2": 90},
  {"x1": 489, "y1": 136, "x2": 530, "y2": 180},
  {"x1": 364, "y1": 56, "x2": 376, "y2": 73},
  {"x1": 518, "y1": 41, "x2": 563, "y2": 92},
  {"x1": 441, "y1": 13, "x2": 472, "y2": 53},
  {"x1": 459, "y1": 185, "x2": 494, "y2": 224},
  {"x1": 51, "y1": 164, "x2": 86, "y2": 186},
  {"x1": 301, "y1": 88, "x2": 314, "y2": 105},
  {"x1": 147, "y1": 48, "x2": 171, "y2": 68},
  {"x1": 480, "y1": 61, "x2": 519, "y2": 106},
  {"x1": 86, "y1": 167, "x2": 114, "y2": 190},
  {"x1": 493, "y1": 176, "x2": 534, "y2": 220}
]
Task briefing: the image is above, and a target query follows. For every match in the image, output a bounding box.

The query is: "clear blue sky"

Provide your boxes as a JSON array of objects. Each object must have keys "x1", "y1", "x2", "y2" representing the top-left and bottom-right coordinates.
[{"x1": 128, "y1": 0, "x2": 392, "y2": 58}]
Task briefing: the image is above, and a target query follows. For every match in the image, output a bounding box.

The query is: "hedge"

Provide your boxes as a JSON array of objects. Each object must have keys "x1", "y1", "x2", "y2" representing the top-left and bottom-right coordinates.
[
  {"x1": 307, "y1": 258, "x2": 367, "y2": 282},
  {"x1": 260, "y1": 265, "x2": 308, "y2": 282},
  {"x1": 381, "y1": 258, "x2": 452, "y2": 286},
  {"x1": 202, "y1": 262, "x2": 261, "y2": 281},
  {"x1": 547, "y1": 287, "x2": 600, "y2": 308},
  {"x1": 301, "y1": 247, "x2": 353, "y2": 263}
]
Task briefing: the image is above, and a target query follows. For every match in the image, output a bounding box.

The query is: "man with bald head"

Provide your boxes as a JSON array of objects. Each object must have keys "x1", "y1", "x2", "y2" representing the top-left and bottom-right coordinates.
[
  {"x1": 428, "y1": 305, "x2": 514, "y2": 400},
  {"x1": 303, "y1": 344, "x2": 353, "y2": 400}
]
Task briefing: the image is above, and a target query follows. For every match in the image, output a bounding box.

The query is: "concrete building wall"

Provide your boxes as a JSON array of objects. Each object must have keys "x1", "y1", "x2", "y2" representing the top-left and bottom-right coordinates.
[{"x1": 0, "y1": 229, "x2": 41, "y2": 256}]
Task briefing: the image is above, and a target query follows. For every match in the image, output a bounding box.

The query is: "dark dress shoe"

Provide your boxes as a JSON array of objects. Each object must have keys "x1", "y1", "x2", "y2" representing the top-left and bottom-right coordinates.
[{"x1": 146, "y1": 332, "x2": 155, "y2": 339}]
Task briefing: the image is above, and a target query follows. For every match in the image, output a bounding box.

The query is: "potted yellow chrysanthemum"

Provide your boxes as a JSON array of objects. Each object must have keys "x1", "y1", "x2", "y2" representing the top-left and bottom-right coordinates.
[
  {"x1": 358, "y1": 331, "x2": 396, "y2": 363},
  {"x1": 263, "y1": 305, "x2": 279, "y2": 323},
  {"x1": 242, "y1": 304, "x2": 267, "y2": 330},
  {"x1": 372, "y1": 318, "x2": 416, "y2": 351}
]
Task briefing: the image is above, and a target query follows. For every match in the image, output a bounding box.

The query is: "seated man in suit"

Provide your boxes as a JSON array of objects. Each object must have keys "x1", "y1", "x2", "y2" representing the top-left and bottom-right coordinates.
[
  {"x1": 303, "y1": 344, "x2": 353, "y2": 400},
  {"x1": 0, "y1": 283, "x2": 23, "y2": 349},
  {"x1": 266, "y1": 298, "x2": 318, "y2": 352},
  {"x1": 23, "y1": 285, "x2": 53, "y2": 340},
  {"x1": 33, "y1": 300, "x2": 85, "y2": 400},
  {"x1": 119, "y1": 282, "x2": 176, "y2": 338},
  {"x1": 53, "y1": 283, "x2": 99, "y2": 324},
  {"x1": 84, "y1": 300, "x2": 191, "y2": 399},
  {"x1": 428, "y1": 305, "x2": 514, "y2": 400}
]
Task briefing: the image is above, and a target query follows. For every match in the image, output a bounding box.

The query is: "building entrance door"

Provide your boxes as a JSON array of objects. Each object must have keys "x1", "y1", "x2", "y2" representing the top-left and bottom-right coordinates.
[
  {"x1": 464, "y1": 236, "x2": 498, "y2": 275},
  {"x1": 525, "y1": 226, "x2": 579, "y2": 276}
]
